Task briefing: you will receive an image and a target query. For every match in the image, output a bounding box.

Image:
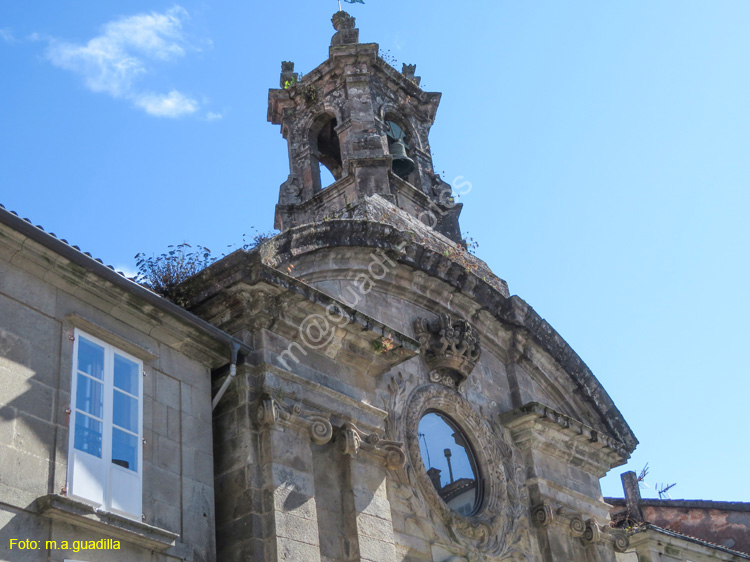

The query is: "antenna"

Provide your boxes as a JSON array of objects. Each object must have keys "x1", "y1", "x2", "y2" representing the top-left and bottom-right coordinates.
[
  {"x1": 637, "y1": 463, "x2": 649, "y2": 485},
  {"x1": 418, "y1": 432, "x2": 432, "y2": 468},
  {"x1": 657, "y1": 483, "x2": 677, "y2": 499}
]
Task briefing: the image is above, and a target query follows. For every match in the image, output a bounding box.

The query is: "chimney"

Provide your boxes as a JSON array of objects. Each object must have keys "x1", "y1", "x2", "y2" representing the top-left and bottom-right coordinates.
[{"x1": 621, "y1": 471, "x2": 644, "y2": 522}]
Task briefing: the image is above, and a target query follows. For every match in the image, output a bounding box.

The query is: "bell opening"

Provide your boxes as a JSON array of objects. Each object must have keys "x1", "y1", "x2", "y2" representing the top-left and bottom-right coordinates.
[
  {"x1": 385, "y1": 118, "x2": 416, "y2": 181},
  {"x1": 310, "y1": 113, "x2": 343, "y2": 190}
]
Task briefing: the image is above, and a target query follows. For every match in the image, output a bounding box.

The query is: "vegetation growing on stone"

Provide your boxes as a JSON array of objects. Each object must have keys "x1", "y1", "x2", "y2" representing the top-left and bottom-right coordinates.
[{"x1": 135, "y1": 230, "x2": 276, "y2": 304}]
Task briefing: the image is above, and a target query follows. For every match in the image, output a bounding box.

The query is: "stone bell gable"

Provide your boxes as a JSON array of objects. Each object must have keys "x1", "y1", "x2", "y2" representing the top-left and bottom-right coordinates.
[{"x1": 268, "y1": 12, "x2": 462, "y2": 242}]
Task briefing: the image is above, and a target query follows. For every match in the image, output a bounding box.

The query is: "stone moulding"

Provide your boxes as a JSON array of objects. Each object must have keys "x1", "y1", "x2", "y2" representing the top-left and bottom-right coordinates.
[
  {"x1": 36, "y1": 494, "x2": 178, "y2": 551},
  {"x1": 414, "y1": 314, "x2": 481, "y2": 386}
]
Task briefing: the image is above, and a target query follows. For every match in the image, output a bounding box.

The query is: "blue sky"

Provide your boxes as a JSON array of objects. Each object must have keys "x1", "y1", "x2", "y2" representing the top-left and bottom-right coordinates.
[{"x1": 1, "y1": 1, "x2": 748, "y2": 501}]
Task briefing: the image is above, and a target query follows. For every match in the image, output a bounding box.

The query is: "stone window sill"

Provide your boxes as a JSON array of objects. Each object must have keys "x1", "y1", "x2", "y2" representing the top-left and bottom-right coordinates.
[{"x1": 36, "y1": 494, "x2": 178, "y2": 552}]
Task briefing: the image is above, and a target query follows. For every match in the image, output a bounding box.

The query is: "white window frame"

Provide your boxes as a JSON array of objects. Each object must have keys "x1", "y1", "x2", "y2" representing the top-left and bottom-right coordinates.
[{"x1": 67, "y1": 328, "x2": 143, "y2": 520}]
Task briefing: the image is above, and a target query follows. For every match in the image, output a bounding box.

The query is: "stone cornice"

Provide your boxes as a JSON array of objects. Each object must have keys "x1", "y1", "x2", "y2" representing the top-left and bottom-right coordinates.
[
  {"x1": 501, "y1": 402, "x2": 630, "y2": 474},
  {"x1": 181, "y1": 250, "x2": 419, "y2": 377}
]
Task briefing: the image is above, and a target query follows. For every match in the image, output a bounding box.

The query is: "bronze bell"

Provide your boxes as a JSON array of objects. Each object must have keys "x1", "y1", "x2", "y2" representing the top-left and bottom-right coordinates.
[{"x1": 390, "y1": 139, "x2": 416, "y2": 178}]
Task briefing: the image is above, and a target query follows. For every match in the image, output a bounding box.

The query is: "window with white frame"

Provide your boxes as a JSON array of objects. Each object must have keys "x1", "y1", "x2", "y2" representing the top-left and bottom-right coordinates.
[{"x1": 67, "y1": 329, "x2": 143, "y2": 519}]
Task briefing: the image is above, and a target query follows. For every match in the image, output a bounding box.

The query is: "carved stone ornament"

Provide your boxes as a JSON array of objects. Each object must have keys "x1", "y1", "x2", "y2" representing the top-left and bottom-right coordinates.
[
  {"x1": 532, "y1": 503, "x2": 590, "y2": 540},
  {"x1": 396, "y1": 383, "x2": 527, "y2": 558},
  {"x1": 610, "y1": 529, "x2": 630, "y2": 553},
  {"x1": 255, "y1": 393, "x2": 333, "y2": 445},
  {"x1": 414, "y1": 314, "x2": 481, "y2": 386},
  {"x1": 337, "y1": 422, "x2": 406, "y2": 470},
  {"x1": 531, "y1": 504, "x2": 554, "y2": 527},
  {"x1": 582, "y1": 519, "x2": 601, "y2": 545}
]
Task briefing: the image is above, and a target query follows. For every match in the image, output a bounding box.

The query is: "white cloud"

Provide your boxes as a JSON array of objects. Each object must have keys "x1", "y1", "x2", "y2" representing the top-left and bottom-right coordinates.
[
  {"x1": 114, "y1": 265, "x2": 138, "y2": 279},
  {"x1": 44, "y1": 6, "x2": 203, "y2": 118},
  {"x1": 206, "y1": 111, "x2": 222, "y2": 121},
  {"x1": 135, "y1": 90, "x2": 198, "y2": 117},
  {"x1": 0, "y1": 28, "x2": 16, "y2": 43}
]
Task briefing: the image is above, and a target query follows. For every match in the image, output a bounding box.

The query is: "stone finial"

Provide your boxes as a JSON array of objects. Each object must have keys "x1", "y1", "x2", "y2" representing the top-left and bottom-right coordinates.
[
  {"x1": 414, "y1": 314, "x2": 481, "y2": 385},
  {"x1": 332, "y1": 11, "x2": 355, "y2": 30},
  {"x1": 402, "y1": 63, "x2": 421, "y2": 86},
  {"x1": 280, "y1": 61, "x2": 298, "y2": 89},
  {"x1": 331, "y1": 11, "x2": 359, "y2": 46}
]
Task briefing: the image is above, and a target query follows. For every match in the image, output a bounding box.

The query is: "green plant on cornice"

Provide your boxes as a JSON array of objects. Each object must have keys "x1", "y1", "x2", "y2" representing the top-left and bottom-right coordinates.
[
  {"x1": 283, "y1": 71, "x2": 304, "y2": 90},
  {"x1": 135, "y1": 229, "x2": 277, "y2": 305},
  {"x1": 372, "y1": 334, "x2": 395, "y2": 354},
  {"x1": 300, "y1": 83, "x2": 318, "y2": 106},
  {"x1": 135, "y1": 243, "x2": 214, "y2": 306}
]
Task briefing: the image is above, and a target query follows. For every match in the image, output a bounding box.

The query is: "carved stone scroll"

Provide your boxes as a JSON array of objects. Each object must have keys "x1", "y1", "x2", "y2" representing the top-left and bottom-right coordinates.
[
  {"x1": 254, "y1": 393, "x2": 333, "y2": 445},
  {"x1": 582, "y1": 519, "x2": 601, "y2": 545},
  {"x1": 336, "y1": 422, "x2": 406, "y2": 469},
  {"x1": 531, "y1": 504, "x2": 554, "y2": 527}
]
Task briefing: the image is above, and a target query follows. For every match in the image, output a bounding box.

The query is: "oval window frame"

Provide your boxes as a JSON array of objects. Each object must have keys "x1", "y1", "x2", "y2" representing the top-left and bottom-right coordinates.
[{"x1": 404, "y1": 384, "x2": 514, "y2": 544}]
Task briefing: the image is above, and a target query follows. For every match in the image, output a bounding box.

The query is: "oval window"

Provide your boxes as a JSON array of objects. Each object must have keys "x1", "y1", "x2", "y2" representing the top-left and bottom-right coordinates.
[{"x1": 418, "y1": 411, "x2": 481, "y2": 516}]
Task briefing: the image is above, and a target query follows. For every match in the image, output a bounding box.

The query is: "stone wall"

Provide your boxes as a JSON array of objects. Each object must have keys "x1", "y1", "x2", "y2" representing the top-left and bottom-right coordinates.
[{"x1": 0, "y1": 216, "x2": 227, "y2": 562}]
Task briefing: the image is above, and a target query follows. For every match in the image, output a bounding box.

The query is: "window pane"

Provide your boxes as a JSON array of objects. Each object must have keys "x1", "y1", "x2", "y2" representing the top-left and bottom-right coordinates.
[
  {"x1": 113, "y1": 390, "x2": 138, "y2": 433},
  {"x1": 76, "y1": 373, "x2": 103, "y2": 418},
  {"x1": 74, "y1": 414, "x2": 102, "y2": 458},
  {"x1": 77, "y1": 337, "x2": 104, "y2": 380},
  {"x1": 418, "y1": 411, "x2": 480, "y2": 516},
  {"x1": 112, "y1": 428, "x2": 138, "y2": 472},
  {"x1": 114, "y1": 354, "x2": 139, "y2": 396}
]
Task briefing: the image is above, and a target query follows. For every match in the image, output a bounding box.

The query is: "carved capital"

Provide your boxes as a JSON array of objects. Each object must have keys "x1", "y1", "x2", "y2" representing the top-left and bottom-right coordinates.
[
  {"x1": 555, "y1": 507, "x2": 586, "y2": 537},
  {"x1": 582, "y1": 519, "x2": 601, "y2": 545},
  {"x1": 256, "y1": 396, "x2": 279, "y2": 426},
  {"x1": 338, "y1": 422, "x2": 362, "y2": 456},
  {"x1": 336, "y1": 422, "x2": 406, "y2": 469},
  {"x1": 414, "y1": 314, "x2": 481, "y2": 385},
  {"x1": 254, "y1": 394, "x2": 333, "y2": 445}
]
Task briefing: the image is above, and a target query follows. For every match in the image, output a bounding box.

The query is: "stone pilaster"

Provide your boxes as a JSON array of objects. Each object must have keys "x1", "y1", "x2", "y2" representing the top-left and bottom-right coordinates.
[
  {"x1": 256, "y1": 395, "x2": 334, "y2": 562},
  {"x1": 338, "y1": 423, "x2": 405, "y2": 562},
  {"x1": 503, "y1": 402, "x2": 629, "y2": 562}
]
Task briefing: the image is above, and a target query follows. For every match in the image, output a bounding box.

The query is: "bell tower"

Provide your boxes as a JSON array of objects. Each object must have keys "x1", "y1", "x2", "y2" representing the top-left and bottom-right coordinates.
[{"x1": 268, "y1": 11, "x2": 463, "y2": 243}]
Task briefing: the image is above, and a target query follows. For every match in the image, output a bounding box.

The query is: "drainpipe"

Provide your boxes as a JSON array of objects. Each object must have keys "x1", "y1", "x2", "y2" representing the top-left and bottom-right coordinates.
[{"x1": 212, "y1": 342, "x2": 241, "y2": 411}]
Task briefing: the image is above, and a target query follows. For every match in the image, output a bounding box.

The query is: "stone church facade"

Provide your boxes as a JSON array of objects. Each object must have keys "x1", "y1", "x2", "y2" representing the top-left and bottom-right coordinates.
[{"x1": 1, "y1": 11, "x2": 746, "y2": 562}]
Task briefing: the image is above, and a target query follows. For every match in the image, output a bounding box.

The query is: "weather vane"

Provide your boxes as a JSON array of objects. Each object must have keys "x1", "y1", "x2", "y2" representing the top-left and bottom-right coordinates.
[{"x1": 338, "y1": 0, "x2": 364, "y2": 11}]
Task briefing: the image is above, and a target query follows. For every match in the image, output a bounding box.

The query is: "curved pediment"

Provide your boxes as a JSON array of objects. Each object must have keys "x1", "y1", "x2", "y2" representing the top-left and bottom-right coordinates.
[{"x1": 260, "y1": 213, "x2": 638, "y2": 454}]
